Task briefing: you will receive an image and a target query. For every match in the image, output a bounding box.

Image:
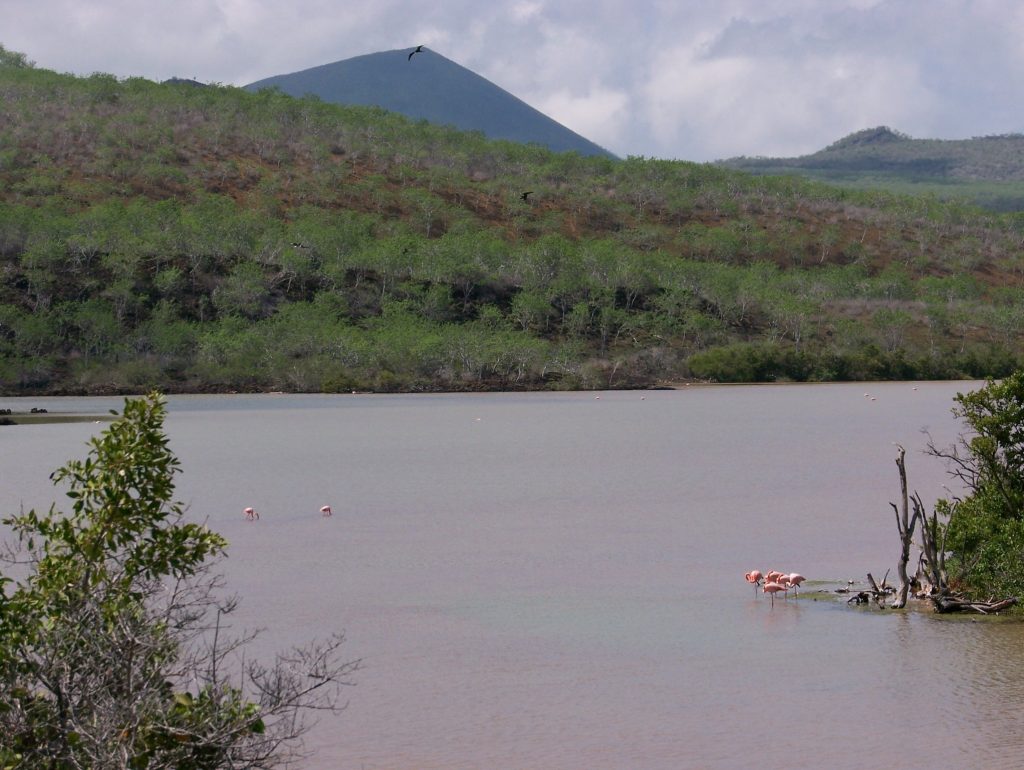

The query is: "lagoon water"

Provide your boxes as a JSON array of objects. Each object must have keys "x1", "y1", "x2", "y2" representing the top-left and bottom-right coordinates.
[{"x1": 4, "y1": 382, "x2": 1024, "y2": 769}]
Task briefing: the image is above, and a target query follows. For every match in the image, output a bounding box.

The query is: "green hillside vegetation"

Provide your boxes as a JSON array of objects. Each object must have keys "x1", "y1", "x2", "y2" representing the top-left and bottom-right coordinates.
[
  {"x1": 245, "y1": 48, "x2": 615, "y2": 158},
  {"x1": 719, "y1": 127, "x2": 1024, "y2": 212},
  {"x1": 2, "y1": 48, "x2": 1024, "y2": 395}
]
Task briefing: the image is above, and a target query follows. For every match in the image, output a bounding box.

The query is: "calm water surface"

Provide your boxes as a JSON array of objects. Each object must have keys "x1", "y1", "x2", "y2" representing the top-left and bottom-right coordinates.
[{"x1": 3, "y1": 382, "x2": 1024, "y2": 769}]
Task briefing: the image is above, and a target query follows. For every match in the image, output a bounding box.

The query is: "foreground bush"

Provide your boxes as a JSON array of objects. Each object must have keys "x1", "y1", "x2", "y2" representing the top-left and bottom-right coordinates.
[{"x1": 0, "y1": 393, "x2": 357, "y2": 768}]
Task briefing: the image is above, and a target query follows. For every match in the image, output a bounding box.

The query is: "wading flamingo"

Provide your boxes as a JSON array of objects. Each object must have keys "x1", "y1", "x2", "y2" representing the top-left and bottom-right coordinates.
[
  {"x1": 787, "y1": 573, "x2": 806, "y2": 597},
  {"x1": 763, "y1": 581, "x2": 786, "y2": 608},
  {"x1": 744, "y1": 570, "x2": 763, "y2": 596},
  {"x1": 243, "y1": 507, "x2": 259, "y2": 521},
  {"x1": 320, "y1": 505, "x2": 333, "y2": 517},
  {"x1": 776, "y1": 573, "x2": 791, "y2": 597}
]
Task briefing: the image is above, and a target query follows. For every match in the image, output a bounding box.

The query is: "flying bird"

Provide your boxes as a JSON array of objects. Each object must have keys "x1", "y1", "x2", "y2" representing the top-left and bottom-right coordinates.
[
  {"x1": 408, "y1": 45, "x2": 424, "y2": 61},
  {"x1": 520, "y1": 191, "x2": 533, "y2": 202}
]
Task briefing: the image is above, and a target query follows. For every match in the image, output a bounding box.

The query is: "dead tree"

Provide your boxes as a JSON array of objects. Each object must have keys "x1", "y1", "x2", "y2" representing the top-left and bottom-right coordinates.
[
  {"x1": 886, "y1": 452, "x2": 1012, "y2": 613},
  {"x1": 916, "y1": 499, "x2": 948, "y2": 597},
  {"x1": 890, "y1": 445, "x2": 948, "y2": 608},
  {"x1": 890, "y1": 445, "x2": 919, "y2": 608}
]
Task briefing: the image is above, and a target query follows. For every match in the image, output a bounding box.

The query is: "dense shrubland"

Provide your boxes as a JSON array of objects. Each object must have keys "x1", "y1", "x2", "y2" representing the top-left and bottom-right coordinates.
[{"x1": 2, "y1": 46, "x2": 1024, "y2": 394}]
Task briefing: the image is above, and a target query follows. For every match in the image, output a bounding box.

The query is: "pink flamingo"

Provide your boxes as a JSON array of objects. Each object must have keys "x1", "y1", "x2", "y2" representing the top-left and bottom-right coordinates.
[
  {"x1": 744, "y1": 570, "x2": 763, "y2": 595},
  {"x1": 243, "y1": 506, "x2": 259, "y2": 521},
  {"x1": 763, "y1": 581, "x2": 786, "y2": 608},
  {"x1": 320, "y1": 505, "x2": 333, "y2": 517},
  {"x1": 787, "y1": 573, "x2": 805, "y2": 597},
  {"x1": 765, "y1": 570, "x2": 784, "y2": 584},
  {"x1": 777, "y1": 574, "x2": 793, "y2": 599}
]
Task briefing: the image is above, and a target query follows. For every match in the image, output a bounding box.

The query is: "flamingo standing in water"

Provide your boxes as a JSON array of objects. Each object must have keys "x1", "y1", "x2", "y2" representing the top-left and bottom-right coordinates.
[
  {"x1": 320, "y1": 505, "x2": 333, "y2": 517},
  {"x1": 243, "y1": 507, "x2": 259, "y2": 521},
  {"x1": 744, "y1": 569, "x2": 808, "y2": 604},
  {"x1": 744, "y1": 570, "x2": 763, "y2": 595},
  {"x1": 763, "y1": 581, "x2": 786, "y2": 608}
]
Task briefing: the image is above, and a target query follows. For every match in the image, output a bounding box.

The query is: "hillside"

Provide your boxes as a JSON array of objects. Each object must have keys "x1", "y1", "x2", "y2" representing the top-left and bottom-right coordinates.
[
  {"x1": 245, "y1": 48, "x2": 615, "y2": 159},
  {"x1": 2, "y1": 49, "x2": 1024, "y2": 396},
  {"x1": 718, "y1": 127, "x2": 1024, "y2": 211}
]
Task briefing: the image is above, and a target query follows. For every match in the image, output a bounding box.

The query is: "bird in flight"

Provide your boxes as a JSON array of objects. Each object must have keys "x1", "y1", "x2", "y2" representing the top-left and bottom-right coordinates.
[
  {"x1": 520, "y1": 191, "x2": 533, "y2": 202},
  {"x1": 408, "y1": 45, "x2": 424, "y2": 61}
]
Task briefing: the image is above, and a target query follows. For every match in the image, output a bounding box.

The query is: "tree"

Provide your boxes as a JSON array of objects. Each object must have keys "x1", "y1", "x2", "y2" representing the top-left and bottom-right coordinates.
[
  {"x1": 68, "y1": 298, "x2": 124, "y2": 365},
  {"x1": 0, "y1": 393, "x2": 357, "y2": 768},
  {"x1": 871, "y1": 307, "x2": 913, "y2": 353},
  {"x1": 211, "y1": 262, "x2": 272, "y2": 320},
  {"x1": 0, "y1": 45, "x2": 34, "y2": 69},
  {"x1": 888, "y1": 443, "x2": 946, "y2": 609},
  {"x1": 927, "y1": 372, "x2": 1024, "y2": 601},
  {"x1": 508, "y1": 290, "x2": 552, "y2": 333}
]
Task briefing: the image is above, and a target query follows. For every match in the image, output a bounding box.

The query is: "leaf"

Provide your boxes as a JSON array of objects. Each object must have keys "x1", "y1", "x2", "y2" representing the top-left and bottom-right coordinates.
[{"x1": 173, "y1": 692, "x2": 193, "y2": 707}]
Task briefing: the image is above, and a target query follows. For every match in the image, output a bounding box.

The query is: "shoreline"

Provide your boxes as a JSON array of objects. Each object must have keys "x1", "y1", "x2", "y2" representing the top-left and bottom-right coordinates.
[{"x1": 0, "y1": 375, "x2": 988, "y2": 401}]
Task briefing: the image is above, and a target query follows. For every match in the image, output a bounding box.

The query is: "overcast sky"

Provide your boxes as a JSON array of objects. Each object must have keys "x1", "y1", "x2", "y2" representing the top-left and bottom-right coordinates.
[{"x1": 5, "y1": 0, "x2": 1023, "y2": 161}]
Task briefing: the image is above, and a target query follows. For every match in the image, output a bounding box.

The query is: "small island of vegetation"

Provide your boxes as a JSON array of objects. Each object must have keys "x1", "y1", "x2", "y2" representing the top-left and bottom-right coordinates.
[{"x1": 841, "y1": 374, "x2": 1024, "y2": 614}]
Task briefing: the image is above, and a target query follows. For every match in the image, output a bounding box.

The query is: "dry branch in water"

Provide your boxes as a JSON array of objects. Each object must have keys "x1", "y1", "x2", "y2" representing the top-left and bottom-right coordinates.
[{"x1": 932, "y1": 597, "x2": 1019, "y2": 614}]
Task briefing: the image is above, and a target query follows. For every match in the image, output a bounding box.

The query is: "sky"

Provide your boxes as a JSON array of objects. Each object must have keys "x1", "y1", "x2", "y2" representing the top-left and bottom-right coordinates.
[{"x1": 4, "y1": 0, "x2": 1024, "y2": 162}]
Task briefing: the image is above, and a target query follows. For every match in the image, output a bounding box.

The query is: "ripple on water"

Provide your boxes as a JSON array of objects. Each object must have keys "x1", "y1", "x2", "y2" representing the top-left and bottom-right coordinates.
[{"x1": 5, "y1": 386, "x2": 1024, "y2": 770}]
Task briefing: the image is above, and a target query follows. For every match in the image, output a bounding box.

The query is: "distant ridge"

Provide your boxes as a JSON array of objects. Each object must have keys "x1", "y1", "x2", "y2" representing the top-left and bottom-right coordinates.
[
  {"x1": 719, "y1": 126, "x2": 1024, "y2": 181},
  {"x1": 717, "y1": 126, "x2": 1024, "y2": 211},
  {"x1": 163, "y1": 77, "x2": 207, "y2": 88},
  {"x1": 245, "y1": 48, "x2": 616, "y2": 159}
]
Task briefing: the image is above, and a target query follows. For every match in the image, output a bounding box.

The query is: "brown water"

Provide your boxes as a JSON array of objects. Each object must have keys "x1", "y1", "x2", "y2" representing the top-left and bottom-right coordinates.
[{"x1": 4, "y1": 382, "x2": 1024, "y2": 769}]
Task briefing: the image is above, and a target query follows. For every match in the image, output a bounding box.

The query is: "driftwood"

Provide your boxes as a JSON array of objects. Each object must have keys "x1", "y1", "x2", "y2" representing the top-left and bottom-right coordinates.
[
  {"x1": 844, "y1": 571, "x2": 895, "y2": 608},
  {"x1": 867, "y1": 569, "x2": 891, "y2": 594},
  {"x1": 850, "y1": 589, "x2": 1018, "y2": 614},
  {"x1": 931, "y1": 596, "x2": 1019, "y2": 614}
]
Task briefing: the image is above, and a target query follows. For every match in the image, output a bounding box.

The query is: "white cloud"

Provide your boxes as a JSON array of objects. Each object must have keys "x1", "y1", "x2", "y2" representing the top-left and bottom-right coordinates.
[
  {"x1": 4, "y1": 0, "x2": 1024, "y2": 160},
  {"x1": 535, "y1": 85, "x2": 631, "y2": 153},
  {"x1": 510, "y1": 1, "x2": 544, "y2": 23},
  {"x1": 640, "y1": 33, "x2": 938, "y2": 160}
]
